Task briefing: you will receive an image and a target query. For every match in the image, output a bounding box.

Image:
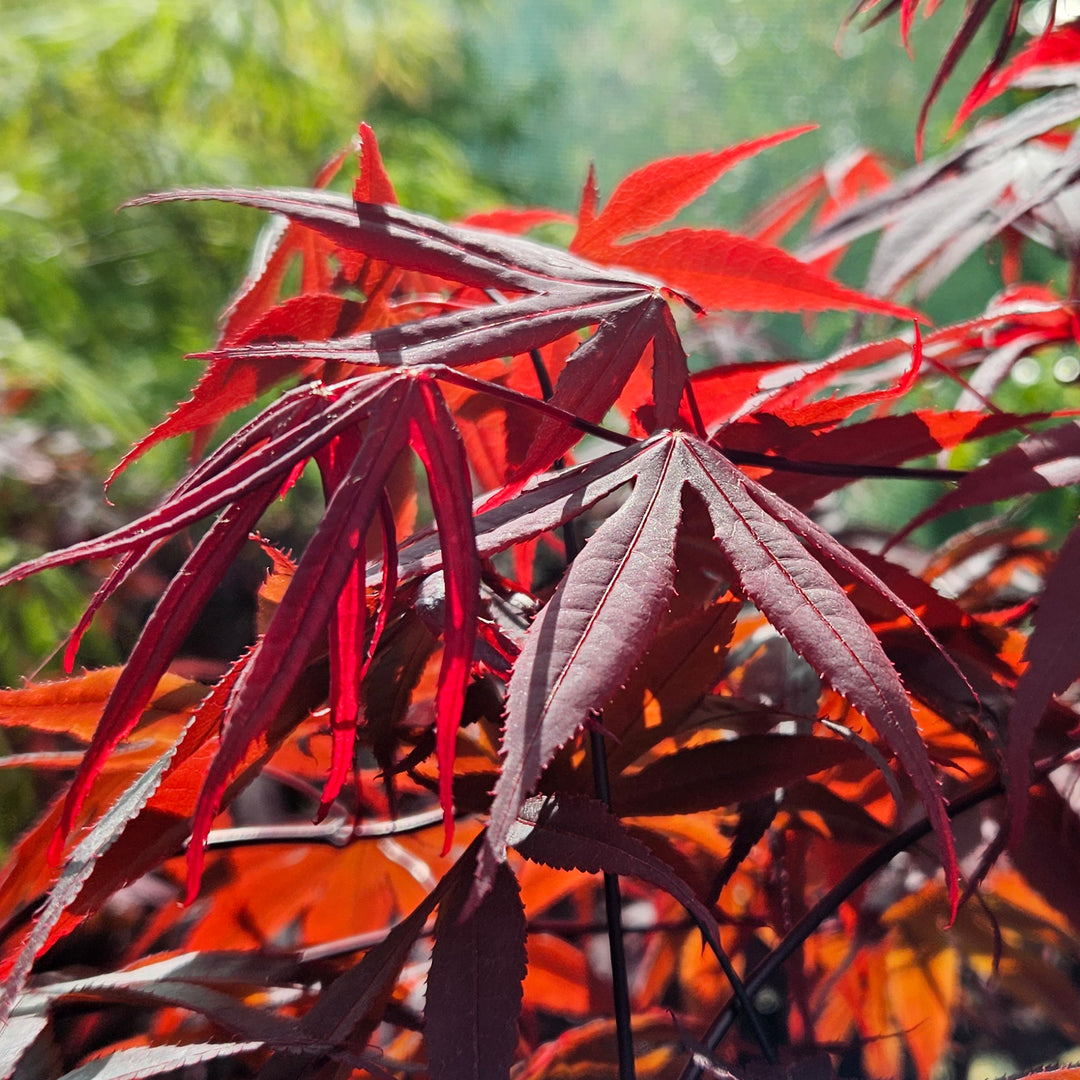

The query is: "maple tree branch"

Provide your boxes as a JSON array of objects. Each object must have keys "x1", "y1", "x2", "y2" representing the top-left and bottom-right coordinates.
[
  {"x1": 677, "y1": 777, "x2": 1005, "y2": 1080},
  {"x1": 721, "y1": 448, "x2": 967, "y2": 482},
  {"x1": 198, "y1": 807, "x2": 447, "y2": 852},
  {"x1": 527, "y1": 916, "x2": 696, "y2": 936},
  {"x1": 588, "y1": 724, "x2": 638, "y2": 1080}
]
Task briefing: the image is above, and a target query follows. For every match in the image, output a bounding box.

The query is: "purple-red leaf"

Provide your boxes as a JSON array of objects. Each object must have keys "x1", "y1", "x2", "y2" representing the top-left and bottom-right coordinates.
[
  {"x1": 892, "y1": 420, "x2": 1080, "y2": 546},
  {"x1": 126, "y1": 188, "x2": 646, "y2": 295},
  {"x1": 505, "y1": 793, "x2": 723, "y2": 958},
  {"x1": 484, "y1": 436, "x2": 683, "y2": 867},
  {"x1": 915, "y1": 0, "x2": 1015, "y2": 158},
  {"x1": 426, "y1": 860, "x2": 526, "y2": 1080},
  {"x1": 512, "y1": 295, "x2": 671, "y2": 479},
  {"x1": 51, "y1": 487, "x2": 278, "y2": 862},
  {"x1": 683, "y1": 437, "x2": 958, "y2": 912},
  {"x1": 390, "y1": 439, "x2": 655, "y2": 589},
  {"x1": 1007, "y1": 520, "x2": 1080, "y2": 845},
  {"x1": 185, "y1": 382, "x2": 413, "y2": 897},
  {"x1": 199, "y1": 288, "x2": 643, "y2": 373}
]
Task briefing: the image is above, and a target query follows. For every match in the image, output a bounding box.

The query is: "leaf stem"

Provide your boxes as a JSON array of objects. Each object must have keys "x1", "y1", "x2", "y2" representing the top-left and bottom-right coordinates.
[
  {"x1": 434, "y1": 365, "x2": 635, "y2": 447},
  {"x1": 683, "y1": 381, "x2": 709, "y2": 441},
  {"x1": 529, "y1": 346, "x2": 556, "y2": 401},
  {"x1": 554, "y1": 387, "x2": 637, "y2": 1078}
]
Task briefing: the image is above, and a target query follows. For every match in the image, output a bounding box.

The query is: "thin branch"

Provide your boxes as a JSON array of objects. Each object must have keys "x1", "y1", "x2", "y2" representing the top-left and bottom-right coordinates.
[
  {"x1": 198, "y1": 808, "x2": 446, "y2": 852},
  {"x1": 721, "y1": 448, "x2": 967, "y2": 482},
  {"x1": 677, "y1": 777, "x2": 1005, "y2": 1080},
  {"x1": 589, "y1": 726, "x2": 638, "y2": 1080}
]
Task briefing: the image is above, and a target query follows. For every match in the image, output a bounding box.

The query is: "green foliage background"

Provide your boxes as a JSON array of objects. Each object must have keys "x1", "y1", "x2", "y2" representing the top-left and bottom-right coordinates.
[{"x1": 0, "y1": 0, "x2": 1045, "y2": 686}]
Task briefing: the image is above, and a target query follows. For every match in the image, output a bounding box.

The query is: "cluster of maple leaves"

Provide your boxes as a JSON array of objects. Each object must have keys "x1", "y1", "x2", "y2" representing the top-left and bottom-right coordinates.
[{"x1": 6, "y1": 5, "x2": 1080, "y2": 1079}]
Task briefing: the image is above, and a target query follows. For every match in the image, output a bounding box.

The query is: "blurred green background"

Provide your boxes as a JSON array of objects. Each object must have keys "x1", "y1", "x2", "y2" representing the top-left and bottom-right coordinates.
[{"x1": 0, "y1": 0, "x2": 1064, "y2": 688}]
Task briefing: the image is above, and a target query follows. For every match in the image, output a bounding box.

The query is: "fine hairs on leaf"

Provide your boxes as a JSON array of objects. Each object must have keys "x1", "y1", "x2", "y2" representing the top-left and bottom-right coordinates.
[{"x1": 7, "y1": 12, "x2": 1080, "y2": 1078}]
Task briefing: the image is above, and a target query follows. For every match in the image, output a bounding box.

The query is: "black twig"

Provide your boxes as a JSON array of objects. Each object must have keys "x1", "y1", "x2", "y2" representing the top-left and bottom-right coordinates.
[
  {"x1": 677, "y1": 778, "x2": 1005, "y2": 1080},
  {"x1": 590, "y1": 727, "x2": 638, "y2": 1080}
]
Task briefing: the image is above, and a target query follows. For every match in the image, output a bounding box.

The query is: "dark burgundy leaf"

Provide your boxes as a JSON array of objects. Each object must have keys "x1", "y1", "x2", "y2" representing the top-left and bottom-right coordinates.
[
  {"x1": 1008, "y1": 779, "x2": 1080, "y2": 929},
  {"x1": 257, "y1": 837, "x2": 480, "y2": 1080},
  {"x1": 892, "y1": 420, "x2": 1080, "y2": 546},
  {"x1": 608, "y1": 735, "x2": 864, "y2": 816},
  {"x1": 389, "y1": 438, "x2": 655, "y2": 586},
  {"x1": 185, "y1": 382, "x2": 413, "y2": 896},
  {"x1": 513, "y1": 295, "x2": 671, "y2": 479},
  {"x1": 505, "y1": 793, "x2": 723, "y2": 958},
  {"x1": 198, "y1": 288, "x2": 644, "y2": 372},
  {"x1": 914, "y1": 0, "x2": 1014, "y2": 159},
  {"x1": 484, "y1": 436, "x2": 684, "y2": 868},
  {"x1": 426, "y1": 861, "x2": 526, "y2": 1080},
  {"x1": 1006, "y1": 520, "x2": 1080, "y2": 844},
  {"x1": 52, "y1": 486, "x2": 278, "y2": 861},
  {"x1": 126, "y1": 188, "x2": 647, "y2": 294},
  {"x1": 682, "y1": 437, "x2": 959, "y2": 911}
]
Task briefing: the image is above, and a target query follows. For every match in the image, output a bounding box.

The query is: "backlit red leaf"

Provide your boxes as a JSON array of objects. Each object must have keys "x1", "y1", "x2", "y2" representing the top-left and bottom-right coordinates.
[
  {"x1": 572, "y1": 126, "x2": 815, "y2": 253},
  {"x1": 597, "y1": 229, "x2": 920, "y2": 317},
  {"x1": 408, "y1": 379, "x2": 482, "y2": 850},
  {"x1": 185, "y1": 382, "x2": 413, "y2": 896}
]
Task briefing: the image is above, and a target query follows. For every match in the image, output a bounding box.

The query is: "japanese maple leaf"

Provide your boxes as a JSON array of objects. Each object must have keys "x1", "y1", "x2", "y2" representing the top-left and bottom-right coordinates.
[
  {"x1": 0, "y1": 369, "x2": 480, "y2": 886},
  {"x1": 845, "y1": 0, "x2": 1027, "y2": 157},
  {"x1": 953, "y1": 20, "x2": 1080, "y2": 130},
  {"x1": 109, "y1": 123, "x2": 404, "y2": 482},
  {"x1": 564, "y1": 129, "x2": 917, "y2": 319},
  {"x1": 800, "y1": 87, "x2": 1080, "y2": 299},
  {"x1": 387, "y1": 430, "x2": 960, "y2": 913}
]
